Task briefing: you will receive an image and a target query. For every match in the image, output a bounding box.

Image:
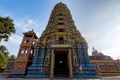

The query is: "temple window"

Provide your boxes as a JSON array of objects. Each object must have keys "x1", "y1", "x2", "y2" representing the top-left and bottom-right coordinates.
[
  {"x1": 59, "y1": 37, "x2": 64, "y2": 44},
  {"x1": 59, "y1": 18, "x2": 63, "y2": 20},
  {"x1": 30, "y1": 49, "x2": 33, "y2": 54},
  {"x1": 24, "y1": 39, "x2": 29, "y2": 44},
  {"x1": 33, "y1": 41, "x2": 35, "y2": 44},
  {"x1": 99, "y1": 65, "x2": 105, "y2": 70},
  {"x1": 59, "y1": 13, "x2": 62, "y2": 16},
  {"x1": 117, "y1": 64, "x2": 120, "y2": 70},
  {"x1": 58, "y1": 22, "x2": 64, "y2": 25},
  {"x1": 6, "y1": 63, "x2": 10, "y2": 70},
  {"x1": 109, "y1": 65, "x2": 115, "y2": 70},
  {"x1": 21, "y1": 49, "x2": 28, "y2": 54},
  {"x1": 59, "y1": 28, "x2": 64, "y2": 32}
]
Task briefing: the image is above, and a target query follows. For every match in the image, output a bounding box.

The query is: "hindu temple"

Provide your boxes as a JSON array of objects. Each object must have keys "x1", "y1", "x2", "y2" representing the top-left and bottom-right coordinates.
[{"x1": 10, "y1": 2, "x2": 98, "y2": 79}]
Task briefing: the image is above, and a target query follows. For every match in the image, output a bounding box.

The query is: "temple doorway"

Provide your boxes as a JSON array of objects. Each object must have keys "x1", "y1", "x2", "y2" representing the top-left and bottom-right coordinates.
[{"x1": 54, "y1": 51, "x2": 69, "y2": 77}]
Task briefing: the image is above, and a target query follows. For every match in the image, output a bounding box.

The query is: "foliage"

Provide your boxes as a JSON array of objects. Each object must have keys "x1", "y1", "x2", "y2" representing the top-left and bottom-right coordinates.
[
  {"x1": 0, "y1": 16, "x2": 16, "y2": 69},
  {"x1": 0, "y1": 16, "x2": 15, "y2": 41},
  {"x1": 0, "y1": 45, "x2": 9, "y2": 69},
  {"x1": 9, "y1": 55, "x2": 16, "y2": 60},
  {"x1": 0, "y1": 45, "x2": 9, "y2": 55}
]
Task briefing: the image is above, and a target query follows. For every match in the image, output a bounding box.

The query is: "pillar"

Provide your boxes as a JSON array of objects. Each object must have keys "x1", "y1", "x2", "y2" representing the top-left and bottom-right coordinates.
[
  {"x1": 50, "y1": 49, "x2": 54, "y2": 79},
  {"x1": 69, "y1": 49, "x2": 73, "y2": 78}
]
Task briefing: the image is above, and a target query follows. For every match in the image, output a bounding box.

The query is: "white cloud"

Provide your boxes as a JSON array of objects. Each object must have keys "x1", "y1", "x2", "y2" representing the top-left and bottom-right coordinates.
[
  {"x1": 0, "y1": 34, "x2": 22, "y2": 46},
  {"x1": 9, "y1": 34, "x2": 22, "y2": 45},
  {"x1": 0, "y1": 34, "x2": 22, "y2": 57},
  {"x1": 36, "y1": 32, "x2": 41, "y2": 38},
  {"x1": 4, "y1": 17, "x2": 42, "y2": 57},
  {"x1": 77, "y1": 2, "x2": 120, "y2": 60},
  {"x1": 14, "y1": 17, "x2": 39, "y2": 32}
]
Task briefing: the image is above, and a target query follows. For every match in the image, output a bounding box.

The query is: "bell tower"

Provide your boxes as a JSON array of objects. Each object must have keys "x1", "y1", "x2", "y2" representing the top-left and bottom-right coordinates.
[{"x1": 11, "y1": 30, "x2": 37, "y2": 77}]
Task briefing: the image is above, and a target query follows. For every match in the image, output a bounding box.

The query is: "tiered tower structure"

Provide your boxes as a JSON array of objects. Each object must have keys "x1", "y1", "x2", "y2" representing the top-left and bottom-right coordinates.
[
  {"x1": 26, "y1": 2, "x2": 98, "y2": 79},
  {"x1": 11, "y1": 30, "x2": 37, "y2": 77}
]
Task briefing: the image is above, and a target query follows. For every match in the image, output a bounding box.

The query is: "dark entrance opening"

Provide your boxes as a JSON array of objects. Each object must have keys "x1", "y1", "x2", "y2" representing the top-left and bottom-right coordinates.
[
  {"x1": 59, "y1": 37, "x2": 64, "y2": 44},
  {"x1": 54, "y1": 51, "x2": 69, "y2": 77}
]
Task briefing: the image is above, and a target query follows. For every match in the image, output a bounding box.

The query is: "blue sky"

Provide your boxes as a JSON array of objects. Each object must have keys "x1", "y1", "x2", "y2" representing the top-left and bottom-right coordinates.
[{"x1": 0, "y1": 0, "x2": 120, "y2": 60}]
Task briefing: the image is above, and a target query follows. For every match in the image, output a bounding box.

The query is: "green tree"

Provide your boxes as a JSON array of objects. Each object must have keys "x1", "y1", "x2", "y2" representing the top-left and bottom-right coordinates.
[
  {"x1": 9, "y1": 54, "x2": 15, "y2": 60},
  {"x1": 0, "y1": 45, "x2": 9, "y2": 54},
  {"x1": 0, "y1": 16, "x2": 15, "y2": 41},
  {"x1": 0, "y1": 45, "x2": 9, "y2": 69}
]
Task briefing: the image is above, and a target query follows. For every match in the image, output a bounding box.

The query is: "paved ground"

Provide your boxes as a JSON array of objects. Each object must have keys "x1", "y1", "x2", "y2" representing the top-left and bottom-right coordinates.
[{"x1": 0, "y1": 74, "x2": 120, "y2": 80}]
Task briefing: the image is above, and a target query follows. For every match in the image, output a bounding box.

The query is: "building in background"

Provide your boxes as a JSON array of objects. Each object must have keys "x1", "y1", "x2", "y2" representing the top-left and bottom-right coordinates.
[
  {"x1": 2, "y1": 59, "x2": 15, "y2": 75},
  {"x1": 90, "y1": 48, "x2": 113, "y2": 60},
  {"x1": 90, "y1": 48, "x2": 120, "y2": 76}
]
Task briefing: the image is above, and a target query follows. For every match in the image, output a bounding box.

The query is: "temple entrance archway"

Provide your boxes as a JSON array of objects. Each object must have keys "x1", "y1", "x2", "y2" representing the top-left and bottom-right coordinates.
[
  {"x1": 54, "y1": 51, "x2": 69, "y2": 77},
  {"x1": 50, "y1": 48, "x2": 73, "y2": 79}
]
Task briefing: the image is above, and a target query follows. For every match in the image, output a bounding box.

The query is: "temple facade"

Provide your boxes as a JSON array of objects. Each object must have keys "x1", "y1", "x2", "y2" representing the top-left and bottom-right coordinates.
[{"x1": 10, "y1": 2, "x2": 98, "y2": 79}]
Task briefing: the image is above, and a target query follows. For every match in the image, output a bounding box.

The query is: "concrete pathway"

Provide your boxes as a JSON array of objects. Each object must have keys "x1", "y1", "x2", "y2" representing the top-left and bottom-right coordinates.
[{"x1": 0, "y1": 74, "x2": 120, "y2": 80}]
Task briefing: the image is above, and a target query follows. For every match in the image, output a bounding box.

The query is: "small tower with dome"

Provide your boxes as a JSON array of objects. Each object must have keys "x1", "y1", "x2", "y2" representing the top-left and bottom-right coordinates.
[{"x1": 11, "y1": 30, "x2": 38, "y2": 77}]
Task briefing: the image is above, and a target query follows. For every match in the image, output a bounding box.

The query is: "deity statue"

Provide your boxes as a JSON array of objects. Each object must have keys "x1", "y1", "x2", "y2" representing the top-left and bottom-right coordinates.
[
  {"x1": 44, "y1": 50, "x2": 51, "y2": 67},
  {"x1": 72, "y1": 49, "x2": 79, "y2": 67}
]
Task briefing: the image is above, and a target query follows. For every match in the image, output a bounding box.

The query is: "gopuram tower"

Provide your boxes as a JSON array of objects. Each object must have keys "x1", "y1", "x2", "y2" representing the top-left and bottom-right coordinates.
[{"x1": 12, "y1": 2, "x2": 98, "y2": 79}]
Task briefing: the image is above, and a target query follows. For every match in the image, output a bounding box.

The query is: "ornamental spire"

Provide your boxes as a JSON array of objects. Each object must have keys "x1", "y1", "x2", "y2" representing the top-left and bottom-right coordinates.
[{"x1": 38, "y1": 2, "x2": 87, "y2": 47}]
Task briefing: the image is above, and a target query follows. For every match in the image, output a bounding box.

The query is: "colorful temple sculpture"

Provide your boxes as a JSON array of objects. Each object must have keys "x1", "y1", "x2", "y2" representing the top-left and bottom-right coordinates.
[{"x1": 9, "y1": 2, "x2": 98, "y2": 79}]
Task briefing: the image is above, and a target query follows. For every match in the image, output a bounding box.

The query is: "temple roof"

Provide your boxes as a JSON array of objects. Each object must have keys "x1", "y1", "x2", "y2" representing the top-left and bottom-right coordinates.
[
  {"x1": 23, "y1": 29, "x2": 38, "y2": 39},
  {"x1": 37, "y1": 2, "x2": 87, "y2": 47}
]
